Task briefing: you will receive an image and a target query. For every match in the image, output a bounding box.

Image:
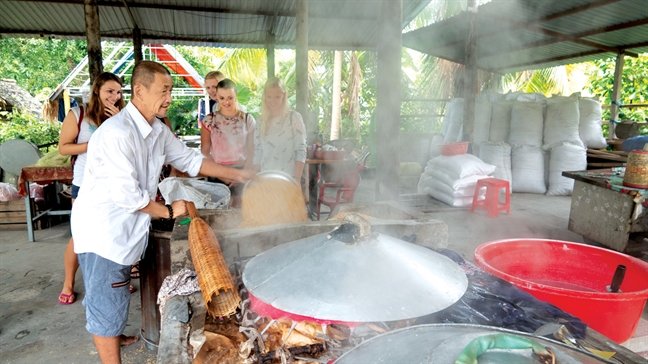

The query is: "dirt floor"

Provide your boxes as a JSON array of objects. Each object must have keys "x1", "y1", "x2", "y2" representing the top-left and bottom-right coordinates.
[{"x1": 1, "y1": 176, "x2": 646, "y2": 363}]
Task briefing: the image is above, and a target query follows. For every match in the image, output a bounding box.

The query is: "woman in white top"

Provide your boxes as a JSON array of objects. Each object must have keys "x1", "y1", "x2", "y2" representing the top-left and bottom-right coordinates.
[
  {"x1": 253, "y1": 77, "x2": 307, "y2": 181},
  {"x1": 57, "y1": 72, "x2": 125, "y2": 305}
]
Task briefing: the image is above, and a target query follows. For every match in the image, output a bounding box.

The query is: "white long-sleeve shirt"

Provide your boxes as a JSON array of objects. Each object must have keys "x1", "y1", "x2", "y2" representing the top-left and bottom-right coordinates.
[{"x1": 72, "y1": 102, "x2": 204, "y2": 265}]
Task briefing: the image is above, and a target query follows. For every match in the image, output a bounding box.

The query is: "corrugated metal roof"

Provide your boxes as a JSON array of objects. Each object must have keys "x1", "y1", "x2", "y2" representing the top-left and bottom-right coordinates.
[
  {"x1": 0, "y1": 0, "x2": 431, "y2": 50},
  {"x1": 403, "y1": 0, "x2": 648, "y2": 73}
]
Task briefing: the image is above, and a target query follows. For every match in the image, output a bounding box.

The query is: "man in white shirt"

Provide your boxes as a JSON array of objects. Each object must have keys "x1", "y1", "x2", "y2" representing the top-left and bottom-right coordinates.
[{"x1": 72, "y1": 61, "x2": 254, "y2": 364}]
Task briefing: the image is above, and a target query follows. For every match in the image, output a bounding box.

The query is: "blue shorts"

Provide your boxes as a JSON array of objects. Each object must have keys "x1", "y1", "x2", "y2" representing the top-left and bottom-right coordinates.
[
  {"x1": 71, "y1": 184, "x2": 80, "y2": 199},
  {"x1": 78, "y1": 253, "x2": 131, "y2": 337}
]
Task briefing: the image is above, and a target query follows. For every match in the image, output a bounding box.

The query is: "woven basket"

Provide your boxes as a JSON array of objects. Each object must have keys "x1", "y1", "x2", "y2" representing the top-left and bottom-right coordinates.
[{"x1": 187, "y1": 202, "x2": 240, "y2": 317}]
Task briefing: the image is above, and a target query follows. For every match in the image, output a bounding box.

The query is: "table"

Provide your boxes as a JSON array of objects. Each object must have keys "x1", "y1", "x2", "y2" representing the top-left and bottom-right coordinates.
[
  {"x1": 18, "y1": 166, "x2": 73, "y2": 242},
  {"x1": 305, "y1": 158, "x2": 354, "y2": 220},
  {"x1": 563, "y1": 168, "x2": 647, "y2": 252}
]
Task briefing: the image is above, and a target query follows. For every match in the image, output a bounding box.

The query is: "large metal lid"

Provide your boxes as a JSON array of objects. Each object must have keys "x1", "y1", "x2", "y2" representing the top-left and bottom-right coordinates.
[
  {"x1": 0, "y1": 139, "x2": 42, "y2": 175},
  {"x1": 242, "y1": 214, "x2": 468, "y2": 323},
  {"x1": 334, "y1": 324, "x2": 607, "y2": 363}
]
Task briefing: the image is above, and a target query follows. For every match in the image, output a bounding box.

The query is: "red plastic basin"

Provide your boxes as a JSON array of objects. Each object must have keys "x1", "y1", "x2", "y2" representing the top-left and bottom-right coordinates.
[{"x1": 474, "y1": 239, "x2": 648, "y2": 343}]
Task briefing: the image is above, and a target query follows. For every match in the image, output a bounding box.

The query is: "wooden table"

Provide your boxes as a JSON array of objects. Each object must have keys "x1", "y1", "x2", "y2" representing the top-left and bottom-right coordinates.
[
  {"x1": 563, "y1": 169, "x2": 647, "y2": 252},
  {"x1": 305, "y1": 158, "x2": 353, "y2": 220},
  {"x1": 17, "y1": 166, "x2": 73, "y2": 242}
]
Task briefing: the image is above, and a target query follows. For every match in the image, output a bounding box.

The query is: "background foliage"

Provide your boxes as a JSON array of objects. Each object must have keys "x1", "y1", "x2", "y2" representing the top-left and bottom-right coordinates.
[
  {"x1": 586, "y1": 54, "x2": 648, "y2": 123},
  {"x1": 0, "y1": 110, "x2": 61, "y2": 150}
]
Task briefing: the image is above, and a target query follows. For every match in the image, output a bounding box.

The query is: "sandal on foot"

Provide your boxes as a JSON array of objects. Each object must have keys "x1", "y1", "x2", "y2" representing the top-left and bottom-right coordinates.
[
  {"x1": 130, "y1": 263, "x2": 140, "y2": 279},
  {"x1": 58, "y1": 292, "x2": 76, "y2": 305},
  {"x1": 129, "y1": 285, "x2": 136, "y2": 294}
]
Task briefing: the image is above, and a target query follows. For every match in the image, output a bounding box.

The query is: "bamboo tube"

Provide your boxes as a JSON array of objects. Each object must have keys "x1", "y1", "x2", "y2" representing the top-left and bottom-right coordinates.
[{"x1": 186, "y1": 202, "x2": 240, "y2": 317}]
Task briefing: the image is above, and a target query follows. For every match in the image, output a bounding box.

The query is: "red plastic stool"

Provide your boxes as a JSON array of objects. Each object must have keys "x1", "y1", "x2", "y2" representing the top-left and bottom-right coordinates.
[{"x1": 470, "y1": 178, "x2": 510, "y2": 218}]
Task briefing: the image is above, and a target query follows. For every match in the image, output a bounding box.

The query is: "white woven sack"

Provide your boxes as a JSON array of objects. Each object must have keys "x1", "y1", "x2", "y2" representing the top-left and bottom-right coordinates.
[
  {"x1": 489, "y1": 101, "x2": 514, "y2": 142},
  {"x1": 429, "y1": 134, "x2": 445, "y2": 158},
  {"x1": 543, "y1": 96, "x2": 583, "y2": 150},
  {"x1": 546, "y1": 142, "x2": 587, "y2": 196},
  {"x1": 509, "y1": 101, "x2": 544, "y2": 148},
  {"x1": 428, "y1": 170, "x2": 492, "y2": 190},
  {"x1": 511, "y1": 145, "x2": 546, "y2": 194},
  {"x1": 428, "y1": 187, "x2": 475, "y2": 207},
  {"x1": 479, "y1": 142, "x2": 512, "y2": 186},
  {"x1": 430, "y1": 178, "x2": 477, "y2": 198},
  {"x1": 473, "y1": 97, "x2": 492, "y2": 156},
  {"x1": 417, "y1": 173, "x2": 433, "y2": 195},
  {"x1": 428, "y1": 154, "x2": 496, "y2": 180},
  {"x1": 443, "y1": 98, "x2": 464, "y2": 143},
  {"x1": 578, "y1": 97, "x2": 607, "y2": 149},
  {"x1": 506, "y1": 91, "x2": 547, "y2": 103}
]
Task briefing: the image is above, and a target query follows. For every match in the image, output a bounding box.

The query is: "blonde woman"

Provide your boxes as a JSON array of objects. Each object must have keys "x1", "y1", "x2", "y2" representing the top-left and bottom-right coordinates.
[
  {"x1": 199, "y1": 70, "x2": 225, "y2": 123},
  {"x1": 253, "y1": 77, "x2": 307, "y2": 181}
]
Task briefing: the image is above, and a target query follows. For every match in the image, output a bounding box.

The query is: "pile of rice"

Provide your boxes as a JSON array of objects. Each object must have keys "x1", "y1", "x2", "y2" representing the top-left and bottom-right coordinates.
[{"x1": 239, "y1": 177, "x2": 307, "y2": 228}]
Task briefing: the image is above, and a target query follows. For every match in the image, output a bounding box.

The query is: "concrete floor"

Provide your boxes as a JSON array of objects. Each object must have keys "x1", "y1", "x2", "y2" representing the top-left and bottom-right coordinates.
[{"x1": 0, "y1": 177, "x2": 644, "y2": 363}]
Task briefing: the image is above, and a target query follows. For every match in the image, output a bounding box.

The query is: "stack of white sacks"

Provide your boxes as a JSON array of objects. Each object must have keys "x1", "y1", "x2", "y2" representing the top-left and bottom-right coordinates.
[
  {"x1": 417, "y1": 154, "x2": 496, "y2": 207},
  {"x1": 423, "y1": 91, "x2": 606, "y2": 206}
]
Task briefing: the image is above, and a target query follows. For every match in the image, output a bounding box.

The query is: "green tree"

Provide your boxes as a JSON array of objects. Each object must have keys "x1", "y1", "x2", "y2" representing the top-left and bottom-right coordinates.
[
  {"x1": 587, "y1": 54, "x2": 648, "y2": 122},
  {"x1": 0, "y1": 38, "x2": 86, "y2": 98},
  {"x1": 0, "y1": 110, "x2": 61, "y2": 149}
]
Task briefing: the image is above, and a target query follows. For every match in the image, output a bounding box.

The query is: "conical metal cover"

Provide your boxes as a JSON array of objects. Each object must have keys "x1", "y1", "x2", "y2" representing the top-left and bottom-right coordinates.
[{"x1": 242, "y1": 216, "x2": 468, "y2": 323}]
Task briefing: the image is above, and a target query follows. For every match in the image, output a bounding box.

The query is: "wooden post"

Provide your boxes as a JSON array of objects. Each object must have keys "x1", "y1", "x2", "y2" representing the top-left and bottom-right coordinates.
[
  {"x1": 463, "y1": 0, "x2": 478, "y2": 143},
  {"x1": 296, "y1": 0, "x2": 309, "y2": 131},
  {"x1": 375, "y1": 0, "x2": 402, "y2": 201},
  {"x1": 331, "y1": 50, "x2": 343, "y2": 141},
  {"x1": 84, "y1": 0, "x2": 103, "y2": 83},
  {"x1": 609, "y1": 52, "x2": 625, "y2": 139},
  {"x1": 133, "y1": 26, "x2": 143, "y2": 64},
  {"x1": 266, "y1": 33, "x2": 276, "y2": 79}
]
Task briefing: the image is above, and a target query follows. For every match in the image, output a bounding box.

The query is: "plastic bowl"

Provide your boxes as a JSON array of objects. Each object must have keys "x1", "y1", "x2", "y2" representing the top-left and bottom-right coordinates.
[
  {"x1": 474, "y1": 239, "x2": 648, "y2": 343},
  {"x1": 440, "y1": 142, "x2": 469, "y2": 156}
]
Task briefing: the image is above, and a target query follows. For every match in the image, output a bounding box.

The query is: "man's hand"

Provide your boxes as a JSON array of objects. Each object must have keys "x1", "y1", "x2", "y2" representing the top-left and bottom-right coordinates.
[
  {"x1": 233, "y1": 169, "x2": 257, "y2": 184},
  {"x1": 170, "y1": 200, "x2": 188, "y2": 218}
]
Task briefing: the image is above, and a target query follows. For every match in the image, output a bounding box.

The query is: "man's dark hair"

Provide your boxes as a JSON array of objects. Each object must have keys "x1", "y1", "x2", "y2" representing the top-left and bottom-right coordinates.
[{"x1": 131, "y1": 61, "x2": 170, "y2": 89}]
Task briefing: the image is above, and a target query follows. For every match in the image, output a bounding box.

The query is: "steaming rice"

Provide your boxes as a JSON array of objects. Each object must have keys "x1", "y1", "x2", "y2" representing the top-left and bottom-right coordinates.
[{"x1": 240, "y1": 177, "x2": 307, "y2": 227}]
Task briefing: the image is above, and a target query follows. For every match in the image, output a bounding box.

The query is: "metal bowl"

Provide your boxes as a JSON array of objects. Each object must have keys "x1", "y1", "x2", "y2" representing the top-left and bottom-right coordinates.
[{"x1": 244, "y1": 170, "x2": 297, "y2": 191}]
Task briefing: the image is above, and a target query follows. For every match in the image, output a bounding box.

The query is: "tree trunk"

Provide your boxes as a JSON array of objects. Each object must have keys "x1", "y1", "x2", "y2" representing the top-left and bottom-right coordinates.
[{"x1": 331, "y1": 50, "x2": 343, "y2": 141}]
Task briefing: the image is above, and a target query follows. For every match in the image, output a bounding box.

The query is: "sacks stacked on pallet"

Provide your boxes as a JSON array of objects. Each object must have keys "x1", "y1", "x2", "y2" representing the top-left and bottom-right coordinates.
[
  {"x1": 479, "y1": 142, "x2": 512, "y2": 187},
  {"x1": 579, "y1": 97, "x2": 607, "y2": 149},
  {"x1": 430, "y1": 91, "x2": 601, "y2": 196},
  {"x1": 417, "y1": 154, "x2": 496, "y2": 207},
  {"x1": 509, "y1": 100, "x2": 545, "y2": 194},
  {"x1": 547, "y1": 142, "x2": 588, "y2": 195},
  {"x1": 442, "y1": 98, "x2": 465, "y2": 143},
  {"x1": 543, "y1": 94, "x2": 587, "y2": 195},
  {"x1": 472, "y1": 96, "x2": 493, "y2": 156}
]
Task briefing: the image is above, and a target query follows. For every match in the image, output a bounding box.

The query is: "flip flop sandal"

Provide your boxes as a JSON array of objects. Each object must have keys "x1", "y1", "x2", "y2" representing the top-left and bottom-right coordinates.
[
  {"x1": 58, "y1": 292, "x2": 76, "y2": 305},
  {"x1": 130, "y1": 263, "x2": 140, "y2": 279},
  {"x1": 129, "y1": 285, "x2": 136, "y2": 294}
]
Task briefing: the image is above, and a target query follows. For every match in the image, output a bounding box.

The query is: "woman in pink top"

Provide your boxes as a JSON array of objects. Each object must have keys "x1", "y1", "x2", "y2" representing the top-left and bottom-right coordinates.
[{"x1": 200, "y1": 79, "x2": 255, "y2": 202}]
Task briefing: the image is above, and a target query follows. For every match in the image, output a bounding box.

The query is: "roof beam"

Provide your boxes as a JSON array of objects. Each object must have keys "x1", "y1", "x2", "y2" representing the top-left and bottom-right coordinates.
[
  {"x1": 497, "y1": 49, "x2": 606, "y2": 72},
  {"x1": 527, "y1": 0, "x2": 621, "y2": 24},
  {"x1": 0, "y1": 28, "x2": 374, "y2": 50},
  {"x1": 484, "y1": 12, "x2": 639, "y2": 57},
  {"x1": 479, "y1": 17, "x2": 648, "y2": 60},
  {"x1": 429, "y1": 0, "x2": 621, "y2": 51},
  {"x1": 10, "y1": 0, "x2": 378, "y2": 20}
]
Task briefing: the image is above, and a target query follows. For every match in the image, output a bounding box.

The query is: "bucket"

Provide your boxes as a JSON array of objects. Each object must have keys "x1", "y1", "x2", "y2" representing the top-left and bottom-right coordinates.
[
  {"x1": 623, "y1": 149, "x2": 648, "y2": 188},
  {"x1": 474, "y1": 239, "x2": 648, "y2": 343}
]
